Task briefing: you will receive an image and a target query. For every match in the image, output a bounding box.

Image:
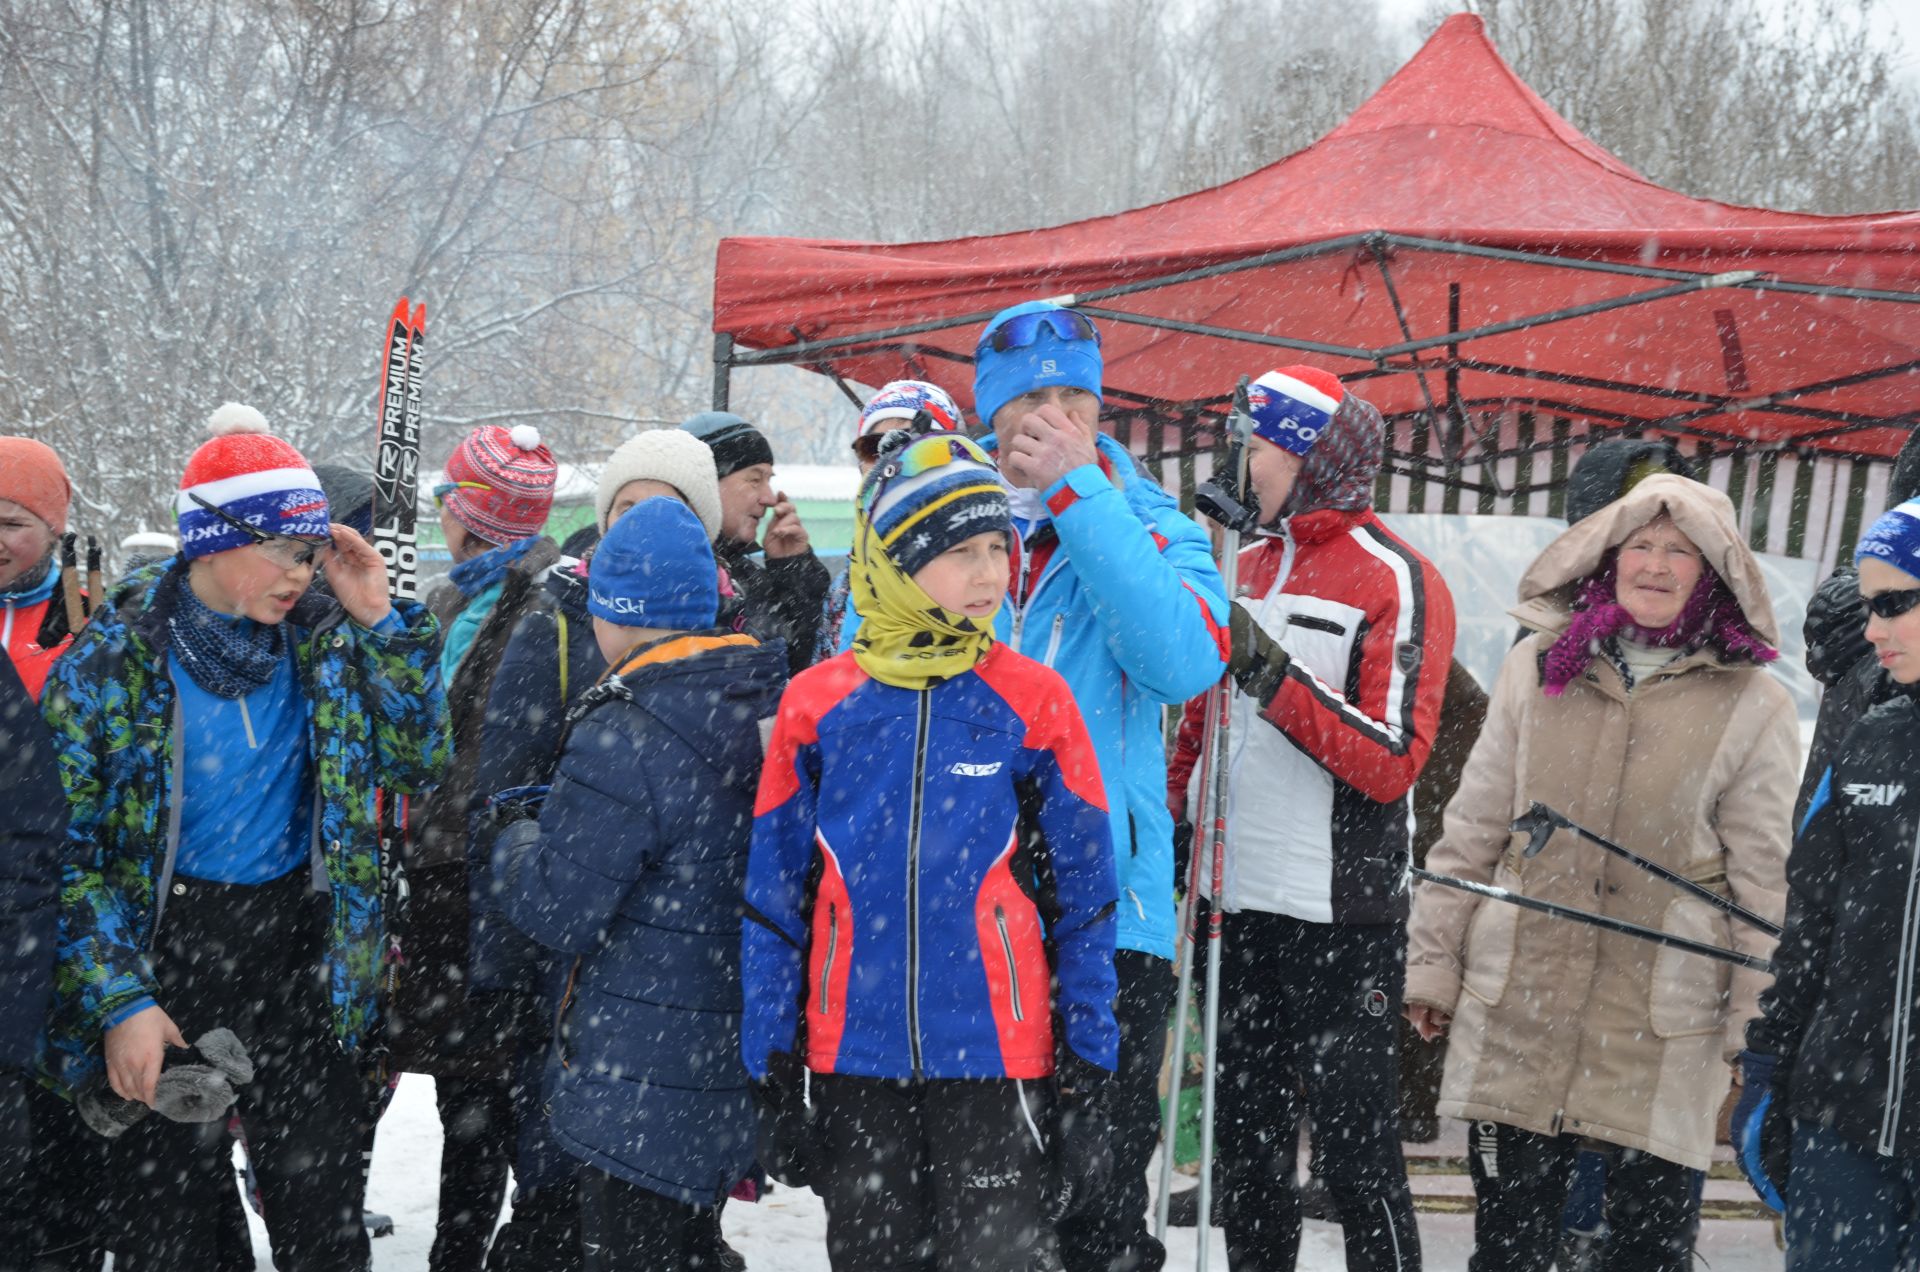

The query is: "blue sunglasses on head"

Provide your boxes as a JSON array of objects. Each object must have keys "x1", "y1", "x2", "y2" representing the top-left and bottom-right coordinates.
[{"x1": 978, "y1": 308, "x2": 1101, "y2": 355}]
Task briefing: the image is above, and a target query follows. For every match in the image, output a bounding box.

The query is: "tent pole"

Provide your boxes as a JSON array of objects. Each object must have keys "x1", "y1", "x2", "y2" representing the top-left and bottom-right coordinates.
[
  {"x1": 1072, "y1": 306, "x2": 1373, "y2": 361},
  {"x1": 712, "y1": 332, "x2": 733, "y2": 410},
  {"x1": 1365, "y1": 240, "x2": 1449, "y2": 463}
]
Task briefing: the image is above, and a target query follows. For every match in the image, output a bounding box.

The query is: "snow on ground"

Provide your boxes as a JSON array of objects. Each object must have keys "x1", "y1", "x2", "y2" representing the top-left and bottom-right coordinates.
[{"x1": 236, "y1": 1074, "x2": 1785, "y2": 1270}]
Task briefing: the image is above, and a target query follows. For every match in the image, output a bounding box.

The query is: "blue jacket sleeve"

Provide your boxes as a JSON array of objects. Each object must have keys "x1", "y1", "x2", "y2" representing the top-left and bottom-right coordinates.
[
  {"x1": 1043, "y1": 462, "x2": 1229, "y2": 704},
  {"x1": 498, "y1": 711, "x2": 659, "y2": 957},
  {"x1": 1025, "y1": 676, "x2": 1121, "y2": 1073},
  {"x1": 352, "y1": 599, "x2": 450, "y2": 794},
  {"x1": 39, "y1": 639, "x2": 158, "y2": 1062},
  {"x1": 741, "y1": 689, "x2": 821, "y2": 1079}
]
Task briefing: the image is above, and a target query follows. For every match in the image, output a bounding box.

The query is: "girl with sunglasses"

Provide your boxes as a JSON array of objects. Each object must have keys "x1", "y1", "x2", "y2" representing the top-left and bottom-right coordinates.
[
  {"x1": 39, "y1": 403, "x2": 448, "y2": 1270},
  {"x1": 1740, "y1": 495, "x2": 1920, "y2": 1269}
]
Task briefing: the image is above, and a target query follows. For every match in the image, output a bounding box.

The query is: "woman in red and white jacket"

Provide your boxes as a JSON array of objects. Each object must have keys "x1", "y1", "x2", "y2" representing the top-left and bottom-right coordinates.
[{"x1": 1168, "y1": 368, "x2": 1455, "y2": 1272}]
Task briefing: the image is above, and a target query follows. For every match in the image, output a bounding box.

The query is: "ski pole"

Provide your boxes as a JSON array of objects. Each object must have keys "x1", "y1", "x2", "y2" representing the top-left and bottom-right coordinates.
[
  {"x1": 1189, "y1": 379, "x2": 1260, "y2": 1269},
  {"x1": 1411, "y1": 868, "x2": 1773, "y2": 972},
  {"x1": 1512, "y1": 802, "x2": 1781, "y2": 938},
  {"x1": 1155, "y1": 680, "x2": 1222, "y2": 1241}
]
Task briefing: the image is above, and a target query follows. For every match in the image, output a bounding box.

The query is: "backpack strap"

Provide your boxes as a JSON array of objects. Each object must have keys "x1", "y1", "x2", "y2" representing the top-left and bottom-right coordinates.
[{"x1": 556, "y1": 610, "x2": 570, "y2": 707}]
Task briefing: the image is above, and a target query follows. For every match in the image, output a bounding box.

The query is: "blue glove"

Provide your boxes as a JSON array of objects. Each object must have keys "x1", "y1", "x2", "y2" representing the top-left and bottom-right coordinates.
[{"x1": 1732, "y1": 1050, "x2": 1789, "y2": 1211}]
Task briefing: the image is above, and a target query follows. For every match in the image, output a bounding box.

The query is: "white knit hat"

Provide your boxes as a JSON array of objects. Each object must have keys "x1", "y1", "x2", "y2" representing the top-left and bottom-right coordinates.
[{"x1": 594, "y1": 429, "x2": 723, "y2": 537}]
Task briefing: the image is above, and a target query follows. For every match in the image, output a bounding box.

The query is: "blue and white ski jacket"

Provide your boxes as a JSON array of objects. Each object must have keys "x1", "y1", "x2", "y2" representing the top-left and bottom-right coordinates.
[
  {"x1": 833, "y1": 436, "x2": 1229, "y2": 959},
  {"x1": 743, "y1": 644, "x2": 1120, "y2": 1082}
]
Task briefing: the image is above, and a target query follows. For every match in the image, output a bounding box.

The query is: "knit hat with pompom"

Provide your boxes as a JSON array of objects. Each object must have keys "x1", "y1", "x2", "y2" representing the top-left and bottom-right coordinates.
[
  {"x1": 175, "y1": 404, "x2": 330, "y2": 560},
  {"x1": 441, "y1": 423, "x2": 558, "y2": 545}
]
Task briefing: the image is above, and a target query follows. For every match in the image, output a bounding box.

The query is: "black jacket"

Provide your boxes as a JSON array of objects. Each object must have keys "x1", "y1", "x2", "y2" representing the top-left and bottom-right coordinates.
[
  {"x1": 1749, "y1": 685, "x2": 1920, "y2": 1158},
  {"x1": 0, "y1": 654, "x2": 62, "y2": 1073},
  {"x1": 389, "y1": 536, "x2": 560, "y2": 1077},
  {"x1": 716, "y1": 540, "x2": 829, "y2": 678},
  {"x1": 1795, "y1": 565, "x2": 1895, "y2": 828},
  {"x1": 465, "y1": 557, "x2": 606, "y2": 998}
]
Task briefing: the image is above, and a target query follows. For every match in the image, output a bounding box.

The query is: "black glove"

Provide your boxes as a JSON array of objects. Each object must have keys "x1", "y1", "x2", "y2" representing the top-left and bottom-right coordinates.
[
  {"x1": 1172, "y1": 817, "x2": 1195, "y2": 897},
  {"x1": 1048, "y1": 1051, "x2": 1114, "y2": 1223},
  {"x1": 1228, "y1": 603, "x2": 1290, "y2": 706},
  {"x1": 1802, "y1": 567, "x2": 1872, "y2": 687},
  {"x1": 752, "y1": 1051, "x2": 821, "y2": 1188}
]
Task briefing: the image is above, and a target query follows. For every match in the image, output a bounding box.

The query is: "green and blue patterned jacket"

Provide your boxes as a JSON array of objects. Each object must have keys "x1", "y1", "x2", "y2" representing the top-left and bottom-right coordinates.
[{"x1": 39, "y1": 561, "x2": 448, "y2": 1091}]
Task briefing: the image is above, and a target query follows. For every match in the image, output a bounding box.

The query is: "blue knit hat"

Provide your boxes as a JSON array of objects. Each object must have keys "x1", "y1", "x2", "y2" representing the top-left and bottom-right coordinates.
[
  {"x1": 1857, "y1": 496, "x2": 1920, "y2": 581},
  {"x1": 973, "y1": 301, "x2": 1103, "y2": 431},
  {"x1": 860, "y1": 434, "x2": 1010, "y2": 578},
  {"x1": 588, "y1": 497, "x2": 718, "y2": 630}
]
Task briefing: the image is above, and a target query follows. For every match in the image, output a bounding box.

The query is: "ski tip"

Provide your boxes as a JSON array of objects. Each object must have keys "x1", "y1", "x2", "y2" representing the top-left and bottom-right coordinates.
[
  {"x1": 390, "y1": 296, "x2": 410, "y2": 323},
  {"x1": 409, "y1": 301, "x2": 425, "y2": 331}
]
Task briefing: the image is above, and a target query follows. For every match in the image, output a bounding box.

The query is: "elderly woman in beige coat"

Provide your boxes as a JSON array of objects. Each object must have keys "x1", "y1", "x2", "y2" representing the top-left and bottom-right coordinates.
[{"x1": 1405, "y1": 474, "x2": 1796, "y2": 1271}]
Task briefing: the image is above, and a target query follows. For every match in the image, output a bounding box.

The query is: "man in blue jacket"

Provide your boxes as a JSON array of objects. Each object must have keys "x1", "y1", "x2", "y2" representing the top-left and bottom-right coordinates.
[{"x1": 979, "y1": 300, "x2": 1231, "y2": 1272}]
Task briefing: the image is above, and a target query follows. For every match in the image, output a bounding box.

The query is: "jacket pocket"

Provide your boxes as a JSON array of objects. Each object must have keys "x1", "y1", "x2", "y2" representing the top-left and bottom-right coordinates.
[
  {"x1": 1648, "y1": 894, "x2": 1732, "y2": 1037},
  {"x1": 1460, "y1": 882, "x2": 1518, "y2": 1008}
]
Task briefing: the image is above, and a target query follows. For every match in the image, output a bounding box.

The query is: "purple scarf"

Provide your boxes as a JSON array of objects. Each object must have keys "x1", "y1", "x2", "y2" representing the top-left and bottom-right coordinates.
[{"x1": 1540, "y1": 557, "x2": 1777, "y2": 696}]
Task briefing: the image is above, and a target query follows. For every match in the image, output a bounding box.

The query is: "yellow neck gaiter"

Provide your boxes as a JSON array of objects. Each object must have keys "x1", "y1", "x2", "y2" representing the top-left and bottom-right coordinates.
[{"x1": 848, "y1": 499, "x2": 1001, "y2": 693}]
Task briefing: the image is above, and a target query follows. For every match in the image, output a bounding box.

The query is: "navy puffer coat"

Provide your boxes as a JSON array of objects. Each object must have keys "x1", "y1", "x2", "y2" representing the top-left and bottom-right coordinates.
[{"x1": 497, "y1": 631, "x2": 786, "y2": 1204}]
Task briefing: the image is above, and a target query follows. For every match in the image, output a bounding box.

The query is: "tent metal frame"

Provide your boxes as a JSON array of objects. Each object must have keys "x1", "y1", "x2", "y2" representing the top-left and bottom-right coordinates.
[{"x1": 712, "y1": 230, "x2": 1920, "y2": 478}]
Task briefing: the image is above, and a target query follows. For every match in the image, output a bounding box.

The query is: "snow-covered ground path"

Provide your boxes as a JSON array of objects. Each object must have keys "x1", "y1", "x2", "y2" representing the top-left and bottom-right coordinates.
[{"x1": 231, "y1": 1075, "x2": 1786, "y2": 1270}]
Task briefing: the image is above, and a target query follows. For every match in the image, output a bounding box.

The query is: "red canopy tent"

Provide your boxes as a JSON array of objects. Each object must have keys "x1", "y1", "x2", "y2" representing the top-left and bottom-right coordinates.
[{"x1": 712, "y1": 13, "x2": 1920, "y2": 564}]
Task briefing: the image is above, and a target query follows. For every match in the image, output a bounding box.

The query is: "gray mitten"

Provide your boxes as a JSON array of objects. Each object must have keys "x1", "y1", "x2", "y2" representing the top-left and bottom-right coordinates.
[
  {"x1": 76, "y1": 1027, "x2": 255, "y2": 1138},
  {"x1": 152, "y1": 1027, "x2": 254, "y2": 1124}
]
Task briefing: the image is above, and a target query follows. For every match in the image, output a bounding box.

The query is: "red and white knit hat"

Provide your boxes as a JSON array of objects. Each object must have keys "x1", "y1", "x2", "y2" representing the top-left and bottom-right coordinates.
[
  {"x1": 174, "y1": 404, "x2": 330, "y2": 560},
  {"x1": 441, "y1": 424, "x2": 557, "y2": 545},
  {"x1": 1245, "y1": 366, "x2": 1346, "y2": 457}
]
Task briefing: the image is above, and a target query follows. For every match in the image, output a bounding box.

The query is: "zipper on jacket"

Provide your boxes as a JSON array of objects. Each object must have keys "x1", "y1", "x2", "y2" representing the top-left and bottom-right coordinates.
[
  {"x1": 1042, "y1": 613, "x2": 1065, "y2": 668},
  {"x1": 1011, "y1": 533, "x2": 1036, "y2": 652},
  {"x1": 994, "y1": 905, "x2": 1024, "y2": 1023},
  {"x1": 906, "y1": 690, "x2": 931, "y2": 1076},
  {"x1": 818, "y1": 902, "x2": 839, "y2": 1018},
  {"x1": 1882, "y1": 821, "x2": 1920, "y2": 1154}
]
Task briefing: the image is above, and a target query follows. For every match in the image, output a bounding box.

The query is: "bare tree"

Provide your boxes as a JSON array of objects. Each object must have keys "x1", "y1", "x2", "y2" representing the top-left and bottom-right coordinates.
[
  {"x1": 1437, "y1": 0, "x2": 1920, "y2": 213},
  {"x1": 0, "y1": 0, "x2": 711, "y2": 529}
]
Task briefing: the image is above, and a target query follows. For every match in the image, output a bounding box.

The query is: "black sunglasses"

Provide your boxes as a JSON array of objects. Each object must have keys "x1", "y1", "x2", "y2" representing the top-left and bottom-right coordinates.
[
  {"x1": 1865, "y1": 587, "x2": 1920, "y2": 620},
  {"x1": 188, "y1": 493, "x2": 334, "y2": 569}
]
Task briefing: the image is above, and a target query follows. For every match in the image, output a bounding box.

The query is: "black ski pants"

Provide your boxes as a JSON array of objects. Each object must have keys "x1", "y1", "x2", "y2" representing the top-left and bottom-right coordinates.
[
  {"x1": 1059, "y1": 949, "x2": 1174, "y2": 1272},
  {"x1": 575, "y1": 1167, "x2": 722, "y2": 1272},
  {"x1": 2, "y1": 1077, "x2": 108, "y2": 1272},
  {"x1": 103, "y1": 869, "x2": 371, "y2": 1272},
  {"x1": 431, "y1": 1074, "x2": 514, "y2": 1272},
  {"x1": 812, "y1": 1074, "x2": 1060, "y2": 1272},
  {"x1": 1465, "y1": 1121, "x2": 1698, "y2": 1272},
  {"x1": 1197, "y1": 904, "x2": 1421, "y2": 1272}
]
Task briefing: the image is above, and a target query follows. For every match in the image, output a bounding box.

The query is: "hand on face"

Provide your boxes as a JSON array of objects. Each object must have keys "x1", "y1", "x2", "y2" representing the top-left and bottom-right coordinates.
[
  {"x1": 762, "y1": 493, "x2": 811, "y2": 559},
  {"x1": 998, "y1": 402, "x2": 1100, "y2": 492},
  {"x1": 323, "y1": 524, "x2": 394, "y2": 628}
]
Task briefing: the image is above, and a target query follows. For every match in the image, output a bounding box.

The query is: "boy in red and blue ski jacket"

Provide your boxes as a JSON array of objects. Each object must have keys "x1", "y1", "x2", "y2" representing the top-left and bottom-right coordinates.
[{"x1": 744, "y1": 432, "x2": 1119, "y2": 1269}]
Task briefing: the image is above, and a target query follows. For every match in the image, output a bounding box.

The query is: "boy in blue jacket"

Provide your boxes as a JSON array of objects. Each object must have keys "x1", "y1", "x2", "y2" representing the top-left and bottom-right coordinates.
[
  {"x1": 493, "y1": 496, "x2": 787, "y2": 1269},
  {"x1": 834, "y1": 304, "x2": 1229, "y2": 1272},
  {"x1": 745, "y1": 433, "x2": 1120, "y2": 1271}
]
